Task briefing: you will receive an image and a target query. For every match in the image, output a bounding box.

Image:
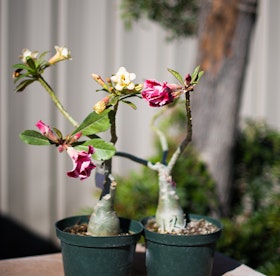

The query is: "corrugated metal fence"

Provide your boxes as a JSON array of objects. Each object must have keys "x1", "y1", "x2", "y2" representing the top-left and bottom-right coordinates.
[{"x1": 0, "y1": 0, "x2": 279, "y2": 238}]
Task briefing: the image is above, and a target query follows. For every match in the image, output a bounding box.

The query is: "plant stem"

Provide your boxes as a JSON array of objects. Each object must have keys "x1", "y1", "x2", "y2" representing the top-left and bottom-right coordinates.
[
  {"x1": 38, "y1": 75, "x2": 79, "y2": 128},
  {"x1": 110, "y1": 102, "x2": 119, "y2": 144},
  {"x1": 167, "y1": 91, "x2": 192, "y2": 173},
  {"x1": 101, "y1": 102, "x2": 119, "y2": 198},
  {"x1": 151, "y1": 106, "x2": 169, "y2": 164},
  {"x1": 115, "y1": 151, "x2": 148, "y2": 166}
]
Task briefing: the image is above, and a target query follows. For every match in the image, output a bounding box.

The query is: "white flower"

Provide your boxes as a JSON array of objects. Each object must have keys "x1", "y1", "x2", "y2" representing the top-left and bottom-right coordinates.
[
  {"x1": 48, "y1": 46, "x2": 72, "y2": 64},
  {"x1": 19, "y1": 48, "x2": 38, "y2": 63},
  {"x1": 111, "y1": 67, "x2": 136, "y2": 91}
]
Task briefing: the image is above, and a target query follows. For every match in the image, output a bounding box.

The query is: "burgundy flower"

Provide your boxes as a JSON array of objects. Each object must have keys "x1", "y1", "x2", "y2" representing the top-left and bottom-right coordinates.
[
  {"x1": 141, "y1": 80, "x2": 176, "y2": 107},
  {"x1": 66, "y1": 146, "x2": 96, "y2": 180}
]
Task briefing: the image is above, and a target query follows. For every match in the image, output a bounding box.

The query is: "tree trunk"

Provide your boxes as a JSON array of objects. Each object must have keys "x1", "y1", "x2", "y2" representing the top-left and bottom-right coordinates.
[{"x1": 192, "y1": 0, "x2": 258, "y2": 215}]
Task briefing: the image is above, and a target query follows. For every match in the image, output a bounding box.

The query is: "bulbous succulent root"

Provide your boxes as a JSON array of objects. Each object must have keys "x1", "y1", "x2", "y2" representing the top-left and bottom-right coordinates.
[
  {"x1": 87, "y1": 177, "x2": 120, "y2": 236},
  {"x1": 148, "y1": 162, "x2": 186, "y2": 233}
]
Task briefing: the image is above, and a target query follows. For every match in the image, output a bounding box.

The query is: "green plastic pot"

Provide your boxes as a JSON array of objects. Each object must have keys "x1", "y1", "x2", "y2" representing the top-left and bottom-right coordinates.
[
  {"x1": 143, "y1": 214, "x2": 222, "y2": 276},
  {"x1": 56, "y1": 215, "x2": 143, "y2": 276}
]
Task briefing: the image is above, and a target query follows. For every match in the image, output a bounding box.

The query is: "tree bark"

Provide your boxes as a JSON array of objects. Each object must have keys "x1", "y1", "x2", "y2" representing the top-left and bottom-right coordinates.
[{"x1": 192, "y1": 0, "x2": 258, "y2": 215}]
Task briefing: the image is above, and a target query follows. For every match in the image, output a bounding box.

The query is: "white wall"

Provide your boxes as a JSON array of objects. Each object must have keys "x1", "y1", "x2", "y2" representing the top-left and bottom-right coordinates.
[
  {"x1": 0, "y1": 0, "x2": 278, "y2": 239},
  {"x1": 241, "y1": 0, "x2": 280, "y2": 128}
]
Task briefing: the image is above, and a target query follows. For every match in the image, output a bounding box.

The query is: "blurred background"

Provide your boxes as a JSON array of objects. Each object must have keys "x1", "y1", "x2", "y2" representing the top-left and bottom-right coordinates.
[{"x1": 1, "y1": 0, "x2": 279, "y2": 273}]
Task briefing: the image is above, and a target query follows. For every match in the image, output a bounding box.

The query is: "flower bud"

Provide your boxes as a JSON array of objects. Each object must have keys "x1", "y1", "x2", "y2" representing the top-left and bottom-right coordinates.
[
  {"x1": 91, "y1": 74, "x2": 108, "y2": 90},
  {"x1": 12, "y1": 69, "x2": 22, "y2": 79},
  {"x1": 93, "y1": 96, "x2": 109, "y2": 114},
  {"x1": 68, "y1": 132, "x2": 82, "y2": 144},
  {"x1": 185, "y1": 74, "x2": 192, "y2": 86},
  {"x1": 35, "y1": 120, "x2": 58, "y2": 142},
  {"x1": 135, "y1": 83, "x2": 143, "y2": 92},
  {"x1": 48, "y1": 46, "x2": 72, "y2": 65}
]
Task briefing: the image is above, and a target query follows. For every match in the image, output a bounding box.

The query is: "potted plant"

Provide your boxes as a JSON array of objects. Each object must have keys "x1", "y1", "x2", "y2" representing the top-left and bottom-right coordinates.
[
  {"x1": 115, "y1": 68, "x2": 222, "y2": 276},
  {"x1": 12, "y1": 47, "x2": 144, "y2": 276},
  {"x1": 12, "y1": 46, "x2": 222, "y2": 276}
]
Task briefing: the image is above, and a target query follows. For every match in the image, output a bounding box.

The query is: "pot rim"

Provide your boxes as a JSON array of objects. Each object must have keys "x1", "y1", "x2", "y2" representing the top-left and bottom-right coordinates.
[
  {"x1": 142, "y1": 214, "x2": 222, "y2": 246},
  {"x1": 56, "y1": 215, "x2": 143, "y2": 248}
]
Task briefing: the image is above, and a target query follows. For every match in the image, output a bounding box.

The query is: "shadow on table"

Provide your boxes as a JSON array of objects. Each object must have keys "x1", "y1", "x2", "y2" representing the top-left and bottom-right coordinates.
[
  {"x1": 0, "y1": 214, "x2": 60, "y2": 260},
  {"x1": 213, "y1": 252, "x2": 241, "y2": 276},
  {"x1": 131, "y1": 248, "x2": 241, "y2": 276}
]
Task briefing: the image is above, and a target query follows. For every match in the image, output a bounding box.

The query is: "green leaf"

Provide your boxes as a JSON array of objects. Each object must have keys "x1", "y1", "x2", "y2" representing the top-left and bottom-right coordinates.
[
  {"x1": 96, "y1": 88, "x2": 106, "y2": 93},
  {"x1": 53, "y1": 127, "x2": 63, "y2": 139},
  {"x1": 168, "y1": 68, "x2": 185, "y2": 86},
  {"x1": 37, "y1": 51, "x2": 49, "y2": 63},
  {"x1": 197, "y1": 70, "x2": 204, "y2": 81},
  {"x1": 190, "y1": 66, "x2": 204, "y2": 84},
  {"x1": 12, "y1": 63, "x2": 31, "y2": 71},
  {"x1": 191, "y1": 65, "x2": 200, "y2": 79},
  {"x1": 26, "y1": 56, "x2": 36, "y2": 71},
  {"x1": 15, "y1": 79, "x2": 36, "y2": 92},
  {"x1": 191, "y1": 66, "x2": 201, "y2": 82},
  {"x1": 20, "y1": 130, "x2": 51, "y2": 145},
  {"x1": 122, "y1": 100, "x2": 137, "y2": 110},
  {"x1": 72, "y1": 109, "x2": 111, "y2": 136},
  {"x1": 75, "y1": 138, "x2": 116, "y2": 161}
]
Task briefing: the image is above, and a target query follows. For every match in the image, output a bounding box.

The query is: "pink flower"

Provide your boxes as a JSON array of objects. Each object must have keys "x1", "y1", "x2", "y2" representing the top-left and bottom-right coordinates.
[
  {"x1": 66, "y1": 146, "x2": 96, "y2": 180},
  {"x1": 36, "y1": 120, "x2": 58, "y2": 142},
  {"x1": 141, "y1": 80, "x2": 176, "y2": 107}
]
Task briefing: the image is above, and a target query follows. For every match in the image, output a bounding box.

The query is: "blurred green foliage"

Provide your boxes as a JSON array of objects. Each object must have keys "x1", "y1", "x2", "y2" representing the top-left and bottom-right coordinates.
[
  {"x1": 115, "y1": 167, "x2": 158, "y2": 221},
  {"x1": 218, "y1": 120, "x2": 280, "y2": 275},
  {"x1": 120, "y1": 0, "x2": 199, "y2": 39}
]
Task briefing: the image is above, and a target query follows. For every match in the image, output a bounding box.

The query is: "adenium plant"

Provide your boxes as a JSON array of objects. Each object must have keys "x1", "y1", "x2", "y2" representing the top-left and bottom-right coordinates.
[{"x1": 13, "y1": 46, "x2": 203, "y2": 236}]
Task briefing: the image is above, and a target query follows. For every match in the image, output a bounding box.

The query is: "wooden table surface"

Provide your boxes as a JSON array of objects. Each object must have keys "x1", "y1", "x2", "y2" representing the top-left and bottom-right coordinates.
[{"x1": 0, "y1": 244, "x2": 265, "y2": 276}]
